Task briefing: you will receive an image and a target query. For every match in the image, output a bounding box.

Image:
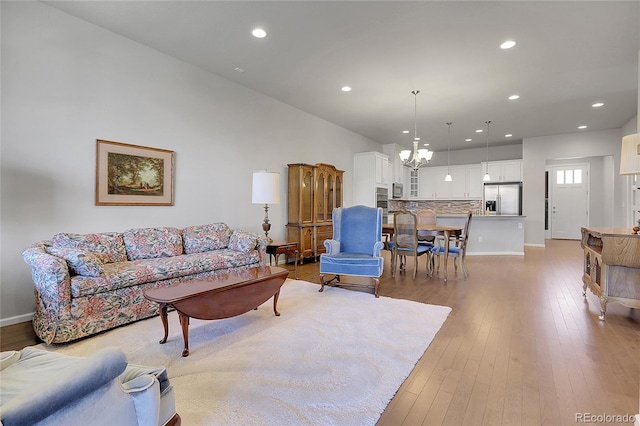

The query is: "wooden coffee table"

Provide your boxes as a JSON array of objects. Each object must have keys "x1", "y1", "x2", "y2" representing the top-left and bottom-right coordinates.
[{"x1": 143, "y1": 266, "x2": 289, "y2": 357}]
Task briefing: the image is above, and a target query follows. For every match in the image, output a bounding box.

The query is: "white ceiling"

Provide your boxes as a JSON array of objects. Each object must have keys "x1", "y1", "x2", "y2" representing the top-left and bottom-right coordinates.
[{"x1": 44, "y1": 1, "x2": 639, "y2": 153}]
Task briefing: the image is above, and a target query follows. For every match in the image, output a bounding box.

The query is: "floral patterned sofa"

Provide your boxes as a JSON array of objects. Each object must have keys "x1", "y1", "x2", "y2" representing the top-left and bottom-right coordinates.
[{"x1": 22, "y1": 223, "x2": 267, "y2": 344}]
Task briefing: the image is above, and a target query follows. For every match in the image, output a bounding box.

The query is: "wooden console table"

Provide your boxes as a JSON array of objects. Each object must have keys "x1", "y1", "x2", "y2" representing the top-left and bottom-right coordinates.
[
  {"x1": 266, "y1": 241, "x2": 299, "y2": 279},
  {"x1": 580, "y1": 227, "x2": 640, "y2": 320}
]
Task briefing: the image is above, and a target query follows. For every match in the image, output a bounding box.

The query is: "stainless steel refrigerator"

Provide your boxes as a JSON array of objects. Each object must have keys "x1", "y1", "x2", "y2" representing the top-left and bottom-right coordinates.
[{"x1": 484, "y1": 182, "x2": 522, "y2": 215}]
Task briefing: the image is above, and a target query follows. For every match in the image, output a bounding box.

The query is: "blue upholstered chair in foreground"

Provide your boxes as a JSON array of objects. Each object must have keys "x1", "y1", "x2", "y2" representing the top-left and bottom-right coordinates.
[
  {"x1": 319, "y1": 205, "x2": 384, "y2": 297},
  {"x1": 0, "y1": 347, "x2": 180, "y2": 426}
]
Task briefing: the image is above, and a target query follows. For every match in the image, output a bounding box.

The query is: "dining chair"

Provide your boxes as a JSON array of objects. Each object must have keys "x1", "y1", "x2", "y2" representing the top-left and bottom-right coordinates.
[
  {"x1": 431, "y1": 211, "x2": 473, "y2": 279},
  {"x1": 388, "y1": 210, "x2": 432, "y2": 279},
  {"x1": 416, "y1": 208, "x2": 437, "y2": 245}
]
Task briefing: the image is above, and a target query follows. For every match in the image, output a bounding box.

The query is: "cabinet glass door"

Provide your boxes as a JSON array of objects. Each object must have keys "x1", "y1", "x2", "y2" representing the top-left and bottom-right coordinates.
[
  {"x1": 327, "y1": 174, "x2": 334, "y2": 220},
  {"x1": 336, "y1": 174, "x2": 343, "y2": 208},
  {"x1": 302, "y1": 169, "x2": 313, "y2": 223},
  {"x1": 316, "y1": 171, "x2": 326, "y2": 222}
]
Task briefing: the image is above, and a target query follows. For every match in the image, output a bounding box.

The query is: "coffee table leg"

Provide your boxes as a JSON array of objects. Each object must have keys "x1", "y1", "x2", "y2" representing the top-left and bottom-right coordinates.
[
  {"x1": 178, "y1": 312, "x2": 190, "y2": 357},
  {"x1": 273, "y1": 290, "x2": 281, "y2": 316},
  {"x1": 159, "y1": 303, "x2": 169, "y2": 344}
]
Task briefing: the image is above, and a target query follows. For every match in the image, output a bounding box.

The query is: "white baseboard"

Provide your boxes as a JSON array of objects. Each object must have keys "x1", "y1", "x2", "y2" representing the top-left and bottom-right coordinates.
[
  {"x1": 0, "y1": 312, "x2": 34, "y2": 328},
  {"x1": 467, "y1": 251, "x2": 525, "y2": 256},
  {"x1": 525, "y1": 243, "x2": 546, "y2": 248}
]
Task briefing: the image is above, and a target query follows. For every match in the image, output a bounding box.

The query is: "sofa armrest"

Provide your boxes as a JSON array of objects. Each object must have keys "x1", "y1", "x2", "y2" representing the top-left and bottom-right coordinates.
[
  {"x1": 21, "y1": 242, "x2": 72, "y2": 343},
  {"x1": 22, "y1": 242, "x2": 71, "y2": 300},
  {"x1": 255, "y1": 235, "x2": 269, "y2": 265},
  {"x1": 0, "y1": 348, "x2": 129, "y2": 426}
]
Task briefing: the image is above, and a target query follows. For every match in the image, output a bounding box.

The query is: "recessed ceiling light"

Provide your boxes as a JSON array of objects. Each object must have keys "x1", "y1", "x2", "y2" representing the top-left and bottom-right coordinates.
[
  {"x1": 341, "y1": 86, "x2": 352, "y2": 92},
  {"x1": 465, "y1": 138, "x2": 472, "y2": 142},
  {"x1": 475, "y1": 129, "x2": 483, "y2": 133},
  {"x1": 592, "y1": 102, "x2": 604, "y2": 108},
  {"x1": 423, "y1": 143, "x2": 429, "y2": 146},
  {"x1": 578, "y1": 125, "x2": 588, "y2": 129},
  {"x1": 508, "y1": 94, "x2": 520, "y2": 100},
  {"x1": 234, "y1": 67, "x2": 245, "y2": 73},
  {"x1": 251, "y1": 28, "x2": 267, "y2": 38},
  {"x1": 505, "y1": 134, "x2": 513, "y2": 137},
  {"x1": 500, "y1": 40, "x2": 516, "y2": 49},
  {"x1": 402, "y1": 130, "x2": 410, "y2": 134},
  {"x1": 414, "y1": 137, "x2": 421, "y2": 141}
]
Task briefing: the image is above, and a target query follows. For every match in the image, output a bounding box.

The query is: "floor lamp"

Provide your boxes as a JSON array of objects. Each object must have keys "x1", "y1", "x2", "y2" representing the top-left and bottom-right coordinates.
[{"x1": 252, "y1": 171, "x2": 280, "y2": 242}]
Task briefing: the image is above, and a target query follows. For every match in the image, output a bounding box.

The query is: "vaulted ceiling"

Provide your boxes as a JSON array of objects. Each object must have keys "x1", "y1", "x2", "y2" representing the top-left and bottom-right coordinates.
[{"x1": 45, "y1": 1, "x2": 639, "y2": 152}]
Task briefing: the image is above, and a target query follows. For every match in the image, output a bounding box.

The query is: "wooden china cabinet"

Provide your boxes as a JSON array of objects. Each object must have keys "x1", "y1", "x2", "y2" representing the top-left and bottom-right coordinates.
[{"x1": 287, "y1": 163, "x2": 344, "y2": 261}]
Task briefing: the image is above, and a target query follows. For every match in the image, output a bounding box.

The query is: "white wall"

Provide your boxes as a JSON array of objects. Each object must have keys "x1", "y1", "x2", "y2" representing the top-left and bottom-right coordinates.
[
  {"x1": 523, "y1": 129, "x2": 627, "y2": 246},
  {"x1": 0, "y1": 2, "x2": 381, "y2": 324}
]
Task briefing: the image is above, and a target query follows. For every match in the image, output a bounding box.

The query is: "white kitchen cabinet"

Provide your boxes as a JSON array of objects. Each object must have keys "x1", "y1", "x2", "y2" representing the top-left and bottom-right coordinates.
[
  {"x1": 382, "y1": 143, "x2": 405, "y2": 184},
  {"x1": 353, "y1": 152, "x2": 389, "y2": 207},
  {"x1": 417, "y1": 166, "x2": 448, "y2": 199},
  {"x1": 448, "y1": 164, "x2": 483, "y2": 199},
  {"x1": 466, "y1": 164, "x2": 484, "y2": 198},
  {"x1": 482, "y1": 160, "x2": 522, "y2": 182}
]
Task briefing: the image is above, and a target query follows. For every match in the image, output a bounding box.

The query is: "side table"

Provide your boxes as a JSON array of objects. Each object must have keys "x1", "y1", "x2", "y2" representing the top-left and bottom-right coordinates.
[{"x1": 266, "y1": 241, "x2": 299, "y2": 279}]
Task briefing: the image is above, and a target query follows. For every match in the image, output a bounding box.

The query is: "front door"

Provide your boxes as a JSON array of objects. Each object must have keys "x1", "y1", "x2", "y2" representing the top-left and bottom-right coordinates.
[{"x1": 551, "y1": 164, "x2": 589, "y2": 239}]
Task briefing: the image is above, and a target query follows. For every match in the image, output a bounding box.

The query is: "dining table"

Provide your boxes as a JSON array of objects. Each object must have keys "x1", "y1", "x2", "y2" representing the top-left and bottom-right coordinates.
[{"x1": 382, "y1": 223, "x2": 463, "y2": 282}]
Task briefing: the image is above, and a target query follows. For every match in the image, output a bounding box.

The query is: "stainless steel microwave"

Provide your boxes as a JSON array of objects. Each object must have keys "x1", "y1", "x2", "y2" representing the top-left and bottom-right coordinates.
[{"x1": 392, "y1": 183, "x2": 403, "y2": 199}]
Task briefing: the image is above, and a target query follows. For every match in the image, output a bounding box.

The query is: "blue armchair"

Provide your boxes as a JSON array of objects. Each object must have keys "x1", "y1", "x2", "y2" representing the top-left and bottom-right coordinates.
[
  {"x1": 0, "y1": 347, "x2": 179, "y2": 426},
  {"x1": 319, "y1": 205, "x2": 384, "y2": 297}
]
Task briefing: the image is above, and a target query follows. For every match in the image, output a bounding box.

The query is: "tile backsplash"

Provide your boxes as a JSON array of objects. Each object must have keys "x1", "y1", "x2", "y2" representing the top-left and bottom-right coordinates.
[{"x1": 389, "y1": 199, "x2": 483, "y2": 216}]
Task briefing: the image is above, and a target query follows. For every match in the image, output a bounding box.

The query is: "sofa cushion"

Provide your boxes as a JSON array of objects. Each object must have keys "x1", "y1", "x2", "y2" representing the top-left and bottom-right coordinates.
[
  {"x1": 52, "y1": 232, "x2": 127, "y2": 264},
  {"x1": 46, "y1": 247, "x2": 104, "y2": 277},
  {"x1": 228, "y1": 230, "x2": 259, "y2": 254},
  {"x1": 182, "y1": 223, "x2": 232, "y2": 254},
  {"x1": 69, "y1": 249, "x2": 262, "y2": 297},
  {"x1": 123, "y1": 227, "x2": 183, "y2": 261}
]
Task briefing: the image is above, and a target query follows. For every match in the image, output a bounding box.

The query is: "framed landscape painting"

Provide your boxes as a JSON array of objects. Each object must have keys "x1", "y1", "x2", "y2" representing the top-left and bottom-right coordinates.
[{"x1": 96, "y1": 139, "x2": 175, "y2": 206}]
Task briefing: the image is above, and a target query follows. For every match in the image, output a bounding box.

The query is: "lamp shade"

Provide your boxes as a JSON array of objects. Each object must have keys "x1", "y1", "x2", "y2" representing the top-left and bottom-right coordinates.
[
  {"x1": 620, "y1": 134, "x2": 640, "y2": 175},
  {"x1": 252, "y1": 171, "x2": 280, "y2": 204}
]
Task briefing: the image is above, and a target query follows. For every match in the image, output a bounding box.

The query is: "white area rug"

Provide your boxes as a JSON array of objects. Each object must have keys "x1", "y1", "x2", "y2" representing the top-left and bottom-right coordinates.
[{"x1": 39, "y1": 279, "x2": 451, "y2": 425}]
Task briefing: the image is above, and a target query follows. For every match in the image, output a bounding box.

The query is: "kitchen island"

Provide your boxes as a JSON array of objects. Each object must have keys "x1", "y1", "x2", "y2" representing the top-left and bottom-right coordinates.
[
  {"x1": 387, "y1": 199, "x2": 525, "y2": 255},
  {"x1": 436, "y1": 214, "x2": 525, "y2": 255}
]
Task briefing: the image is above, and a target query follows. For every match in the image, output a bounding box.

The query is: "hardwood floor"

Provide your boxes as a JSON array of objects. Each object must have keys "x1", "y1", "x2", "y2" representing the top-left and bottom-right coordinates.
[{"x1": 2, "y1": 239, "x2": 638, "y2": 425}]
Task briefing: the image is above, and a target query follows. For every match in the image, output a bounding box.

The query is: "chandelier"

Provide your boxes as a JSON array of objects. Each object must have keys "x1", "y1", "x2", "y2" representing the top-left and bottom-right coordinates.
[{"x1": 399, "y1": 90, "x2": 433, "y2": 170}]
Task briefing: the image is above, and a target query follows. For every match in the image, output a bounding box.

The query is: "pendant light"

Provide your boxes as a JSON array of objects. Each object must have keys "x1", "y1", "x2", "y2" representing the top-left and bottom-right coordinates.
[
  {"x1": 444, "y1": 122, "x2": 453, "y2": 181},
  {"x1": 483, "y1": 120, "x2": 492, "y2": 182}
]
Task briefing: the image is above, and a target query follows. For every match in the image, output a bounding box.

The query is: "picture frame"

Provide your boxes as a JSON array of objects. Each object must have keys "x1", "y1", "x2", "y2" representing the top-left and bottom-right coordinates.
[{"x1": 95, "y1": 139, "x2": 175, "y2": 206}]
